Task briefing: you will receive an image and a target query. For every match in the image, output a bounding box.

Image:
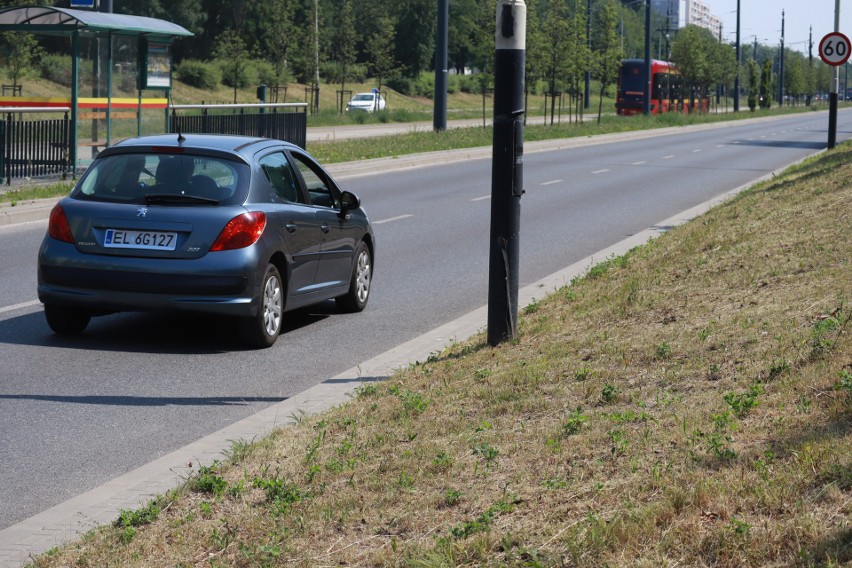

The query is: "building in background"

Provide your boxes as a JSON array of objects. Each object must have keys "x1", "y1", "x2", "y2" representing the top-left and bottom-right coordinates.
[{"x1": 652, "y1": 0, "x2": 723, "y2": 39}]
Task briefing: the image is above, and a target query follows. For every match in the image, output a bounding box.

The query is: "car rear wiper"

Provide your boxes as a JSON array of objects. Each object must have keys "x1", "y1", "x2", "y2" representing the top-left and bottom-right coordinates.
[{"x1": 144, "y1": 193, "x2": 219, "y2": 205}]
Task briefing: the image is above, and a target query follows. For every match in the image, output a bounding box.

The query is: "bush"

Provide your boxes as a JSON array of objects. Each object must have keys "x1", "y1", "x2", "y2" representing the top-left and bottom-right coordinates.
[
  {"x1": 385, "y1": 75, "x2": 413, "y2": 96},
  {"x1": 176, "y1": 59, "x2": 221, "y2": 90},
  {"x1": 39, "y1": 53, "x2": 73, "y2": 87},
  {"x1": 252, "y1": 60, "x2": 278, "y2": 86},
  {"x1": 218, "y1": 58, "x2": 256, "y2": 89}
]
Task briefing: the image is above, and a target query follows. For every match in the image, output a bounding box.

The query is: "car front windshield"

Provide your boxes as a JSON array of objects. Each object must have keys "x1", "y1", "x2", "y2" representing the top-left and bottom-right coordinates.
[
  {"x1": 72, "y1": 153, "x2": 248, "y2": 206},
  {"x1": 352, "y1": 94, "x2": 374, "y2": 101}
]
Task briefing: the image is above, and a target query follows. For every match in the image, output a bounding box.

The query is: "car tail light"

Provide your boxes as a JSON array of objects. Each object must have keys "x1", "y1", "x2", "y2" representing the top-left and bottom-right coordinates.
[
  {"x1": 47, "y1": 204, "x2": 75, "y2": 244},
  {"x1": 210, "y1": 211, "x2": 266, "y2": 251}
]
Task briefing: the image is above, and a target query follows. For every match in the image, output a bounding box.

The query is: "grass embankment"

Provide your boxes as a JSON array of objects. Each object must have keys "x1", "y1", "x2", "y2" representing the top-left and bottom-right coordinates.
[{"x1": 30, "y1": 142, "x2": 852, "y2": 564}]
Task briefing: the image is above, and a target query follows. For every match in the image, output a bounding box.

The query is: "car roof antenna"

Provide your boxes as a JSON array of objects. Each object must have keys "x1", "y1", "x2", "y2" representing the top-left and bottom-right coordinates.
[{"x1": 171, "y1": 107, "x2": 186, "y2": 143}]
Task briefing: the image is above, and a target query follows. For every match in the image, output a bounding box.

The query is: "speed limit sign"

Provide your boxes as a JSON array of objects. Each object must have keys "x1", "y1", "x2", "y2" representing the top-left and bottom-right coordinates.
[{"x1": 819, "y1": 32, "x2": 851, "y2": 66}]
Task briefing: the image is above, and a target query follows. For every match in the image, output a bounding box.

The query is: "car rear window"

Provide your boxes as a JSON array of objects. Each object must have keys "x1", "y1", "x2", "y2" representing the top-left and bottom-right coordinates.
[{"x1": 72, "y1": 153, "x2": 249, "y2": 205}]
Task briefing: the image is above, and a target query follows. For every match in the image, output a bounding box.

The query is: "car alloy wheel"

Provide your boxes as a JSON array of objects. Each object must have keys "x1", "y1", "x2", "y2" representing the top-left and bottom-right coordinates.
[
  {"x1": 241, "y1": 263, "x2": 283, "y2": 348},
  {"x1": 337, "y1": 242, "x2": 371, "y2": 313}
]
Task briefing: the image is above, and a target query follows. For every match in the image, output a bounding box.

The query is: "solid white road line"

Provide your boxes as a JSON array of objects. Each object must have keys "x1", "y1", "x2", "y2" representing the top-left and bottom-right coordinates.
[{"x1": 373, "y1": 214, "x2": 413, "y2": 225}]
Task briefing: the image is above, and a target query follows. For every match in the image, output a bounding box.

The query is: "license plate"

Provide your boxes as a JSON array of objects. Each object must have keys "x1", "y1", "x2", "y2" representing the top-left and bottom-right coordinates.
[{"x1": 104, "y1": 229, "x2": 177, "y2": 251}]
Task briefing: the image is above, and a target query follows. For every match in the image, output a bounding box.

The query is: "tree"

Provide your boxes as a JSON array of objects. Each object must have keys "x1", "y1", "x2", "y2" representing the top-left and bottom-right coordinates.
[
  {"x1": 760, "y1": 58, "x2": 773, "y2": 109},
  {"x1": 0, "y1": 32, "x2": 44, "y2": 92},
  {"x1": 670, "y1": 25, "x2": 718, "y2": 112},
  {"x1": 540, "y1": 0, "x2": 571, "y2": 124},
  {"x1": 565, "y1": 0, "x2": 590, "y2": 122},
  {"x1": 214, "y1": 29, "x2": 250, "y2": 103},
  {"x1": 331, "y1": 0, "x2": 357, "y2": 107},
  {"x1": 747, "y1": 59, "x2": 759, "y2": 111},
  {"x1": 593, "y1": 0, "x2": 622, "y2": 123},
  {"x1": 258, "y1": 0, "x2": 296, "y2": 100},
  {"x1": 367, "y1": 15, "x2": 398, "y2": 92}
]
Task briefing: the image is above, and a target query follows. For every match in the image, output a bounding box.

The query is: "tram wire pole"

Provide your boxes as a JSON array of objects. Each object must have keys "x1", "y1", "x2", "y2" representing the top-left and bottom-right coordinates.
[
  {"x1": 487, "y1": 0, "x2": 526, "y2": 346},
  {"x1": 643, "y1": 0, "x2": 652, "y2": 115}
]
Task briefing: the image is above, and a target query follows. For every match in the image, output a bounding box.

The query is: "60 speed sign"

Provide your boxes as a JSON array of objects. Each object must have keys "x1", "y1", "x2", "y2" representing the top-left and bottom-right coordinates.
[{"x1": 819, "y1": 32, "x2": 851, "y2": 66}]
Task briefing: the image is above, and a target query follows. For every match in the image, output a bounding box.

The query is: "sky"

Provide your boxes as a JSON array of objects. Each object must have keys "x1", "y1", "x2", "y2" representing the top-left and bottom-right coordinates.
[{"x1": 711, "y1": 0, "x2": 852, "y2": 55}]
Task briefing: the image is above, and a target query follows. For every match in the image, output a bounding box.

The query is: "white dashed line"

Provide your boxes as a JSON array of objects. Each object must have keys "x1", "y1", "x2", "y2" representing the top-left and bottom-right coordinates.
[
  {"x1": 663, "y1": 155, "x2": 675, "y2": 159},
  {"x1": 540, "y1": 179, "x2": 562, "y2": 186},
  {"x1": 0, "y1": 300, "x2": 40, "y2": 315},
  {"x1": 632, "y1": 161, "x2": 647, "y2": 165},
  {"x1": 470, "y1": 195, "x2": 491, "y2": 202},
  {"x1": 373, "y1": 214, "x2": 413, "y2": 225},
  {"x1": 592, "y1": 169, "x2": 610, "y2": 174},
  {"x1": 693, "y1": 149, "x2": 703, "y2": 153}
]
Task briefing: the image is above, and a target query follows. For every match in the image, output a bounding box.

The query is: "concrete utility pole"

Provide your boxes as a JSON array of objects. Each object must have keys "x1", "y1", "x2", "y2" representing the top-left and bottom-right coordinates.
[
  {"x1": 434, "y1": 0, "x2": 449, "y2": 131},
  {"x1": 488, "y1": 0, "x2": 526, "y2": 346}
]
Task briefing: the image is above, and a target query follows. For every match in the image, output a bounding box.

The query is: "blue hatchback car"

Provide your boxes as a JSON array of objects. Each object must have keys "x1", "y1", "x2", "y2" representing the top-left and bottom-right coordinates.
[{"x1": 38, "y1": 133, "x2": 374, "y2": 347}]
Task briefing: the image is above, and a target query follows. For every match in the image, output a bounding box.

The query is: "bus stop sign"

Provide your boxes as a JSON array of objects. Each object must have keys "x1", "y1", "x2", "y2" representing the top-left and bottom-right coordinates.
[{"x1": 819, "y1": 32, "x2": 851, "y2": 66}]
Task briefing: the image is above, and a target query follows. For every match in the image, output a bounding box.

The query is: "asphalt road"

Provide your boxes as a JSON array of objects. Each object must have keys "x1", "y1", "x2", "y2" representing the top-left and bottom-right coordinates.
[{"x1": 0, "y1": 111, "x2": 849, "y2": 533}]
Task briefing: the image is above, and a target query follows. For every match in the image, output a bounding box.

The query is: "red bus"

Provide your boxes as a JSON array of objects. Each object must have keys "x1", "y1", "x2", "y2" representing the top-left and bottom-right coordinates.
[{"x1": 616, "y1": 59, "x2": 708, "y2": 116}]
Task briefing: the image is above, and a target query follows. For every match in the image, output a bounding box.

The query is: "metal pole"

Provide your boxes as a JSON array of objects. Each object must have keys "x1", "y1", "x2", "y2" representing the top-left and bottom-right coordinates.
[
  {"x1": 778, "y1": 10, "x2": 785, "y2": 106},
  {"x1": 434, "y1": 0, "x2": 449, "y2": 131},
  {"x1": 734, "y1": 0, "x2": 740, "y2": 111},
  {"x1": 584, "y1": 0, "x2": 591, "y2": 109},
  {"x1": 488, "y1": 0, "x2": 526, "y2": 346},
  {"x1": 643, "y1": 0, "x2": 652, "y2": 115},
  {"x1": 829, "y1": 0, "x2": 841, "y2": 148}
]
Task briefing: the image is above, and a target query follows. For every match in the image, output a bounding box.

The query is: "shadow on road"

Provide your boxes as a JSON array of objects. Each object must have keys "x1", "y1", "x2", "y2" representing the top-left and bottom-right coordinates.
[{"x1": 0, "y1": 302, "x2": 338, "y2": 354}]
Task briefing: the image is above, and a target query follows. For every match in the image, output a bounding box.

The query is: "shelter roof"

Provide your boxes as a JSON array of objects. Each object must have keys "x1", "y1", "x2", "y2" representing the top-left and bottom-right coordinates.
[{"x1": 0, "y1": 6, "x2": 192, "y2": 37}]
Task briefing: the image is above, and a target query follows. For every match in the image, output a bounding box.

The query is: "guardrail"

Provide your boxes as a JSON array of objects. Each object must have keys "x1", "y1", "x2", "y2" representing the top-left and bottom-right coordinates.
[
  {"x1": 0, "y1": 107, "x2": 70, "y2": 185},
  {"x1": 169, "y1": 102, "x2": 308, "y2": 149}
]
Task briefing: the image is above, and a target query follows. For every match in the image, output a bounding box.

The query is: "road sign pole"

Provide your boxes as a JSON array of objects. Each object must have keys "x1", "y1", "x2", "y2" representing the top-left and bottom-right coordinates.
[
  {"x1": 488, "y1": 0, "x2": 526, "y2": 346},
  {"x1": 829, "y1": 0, "x2": 842, "y2": 148}
]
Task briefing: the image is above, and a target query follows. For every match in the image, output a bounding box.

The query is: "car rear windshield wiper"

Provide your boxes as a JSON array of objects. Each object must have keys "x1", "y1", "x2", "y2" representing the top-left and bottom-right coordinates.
[{"x1": 144, "y1": 193, "x2": 219, "y2": 205}]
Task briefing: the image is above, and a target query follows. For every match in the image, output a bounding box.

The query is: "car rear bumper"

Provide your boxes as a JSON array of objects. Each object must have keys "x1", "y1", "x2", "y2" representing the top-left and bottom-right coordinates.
[{"x1": 37, "y1": 238, "x2": 262, "y2": 317}]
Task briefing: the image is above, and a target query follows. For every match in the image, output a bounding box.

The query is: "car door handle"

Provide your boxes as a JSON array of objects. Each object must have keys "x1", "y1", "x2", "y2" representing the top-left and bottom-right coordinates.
[
  {"x1": 321, "y1": 223, "x2": 330, "y2": 233},
  {"x1": 284, "y1": 223, "x2": 297, "y2": 233}
]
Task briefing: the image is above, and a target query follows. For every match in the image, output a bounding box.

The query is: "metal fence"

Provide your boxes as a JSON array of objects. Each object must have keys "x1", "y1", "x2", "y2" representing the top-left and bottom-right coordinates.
[
  {"x1": 169, "y1": 103, "x2": 308, "y2": 149},
  {"x1": 0, "y1": 107, "x2": 70, "y2": 184},
  {"x1": 0, "y1": 102, "x2": 309, "y2": 184}
]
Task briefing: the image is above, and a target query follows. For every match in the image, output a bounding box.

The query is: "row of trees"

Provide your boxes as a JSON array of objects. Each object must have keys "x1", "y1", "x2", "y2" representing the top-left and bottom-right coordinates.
[{"x1": 0, "y1": 0, "x2": 841, "y2": 115}]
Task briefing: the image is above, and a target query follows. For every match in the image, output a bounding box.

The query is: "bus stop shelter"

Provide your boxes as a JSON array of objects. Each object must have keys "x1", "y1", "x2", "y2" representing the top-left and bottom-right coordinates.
[{"x1": 0, "y1": 5, "x2": 192, "y2": 169}]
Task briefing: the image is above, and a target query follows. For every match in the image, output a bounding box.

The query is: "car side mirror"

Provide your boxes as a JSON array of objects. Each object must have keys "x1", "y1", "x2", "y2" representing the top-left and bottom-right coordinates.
[{"x1": 339, "y1": 191, "x2": 361, "y2": 218}]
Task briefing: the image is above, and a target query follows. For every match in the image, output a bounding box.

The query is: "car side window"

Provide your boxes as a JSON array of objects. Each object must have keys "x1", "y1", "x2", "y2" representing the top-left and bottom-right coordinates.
[
  {"x1": 289, "y1": 151, "x2": 339, "y2": 209},
  {"x1": 259, "y1": 152, "x2": 303, "y2": 203}
]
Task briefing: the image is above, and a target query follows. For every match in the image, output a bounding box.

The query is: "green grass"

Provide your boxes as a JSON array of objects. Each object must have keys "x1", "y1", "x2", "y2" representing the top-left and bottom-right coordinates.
[{"x1": 27, "y1": 139, "x2": 852, "y2": 567}]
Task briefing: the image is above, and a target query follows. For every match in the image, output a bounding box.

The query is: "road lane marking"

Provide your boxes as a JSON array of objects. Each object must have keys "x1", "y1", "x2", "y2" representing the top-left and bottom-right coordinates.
[
  {"x1": 540, "y1": 179, "x2": 562, "y2": 186},
  {"x1": 632, "y1": 161, "x2": 647, "y2": 165},
  {"x1": 592, "y1": 169, "x2": 609, "y2": 174},
  {"x1": 662, "y1": 155, "x2": 675, "y2": 159},
  {"x1": 0, "y1": 300, "x2": 40, "y2": 315},
  {"x1": 470, "y1": 195, "x2": 491, "y2": 202},
  {"x1": 693, "y1": 149, "x2": 703, "y2": 153},
  {"x1": 373, "y1": 214, "x2": 413, "y2": 225}
]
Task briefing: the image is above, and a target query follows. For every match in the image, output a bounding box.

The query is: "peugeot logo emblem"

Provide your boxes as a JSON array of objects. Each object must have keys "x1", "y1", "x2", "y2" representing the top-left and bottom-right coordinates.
[{"x1": 137, "y1": 207, "x2": 148, "y2": 218}]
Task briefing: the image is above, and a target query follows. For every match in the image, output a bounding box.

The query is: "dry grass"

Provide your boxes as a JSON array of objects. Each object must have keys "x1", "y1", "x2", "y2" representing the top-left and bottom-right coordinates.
[{"x1": 31, "y1": 146, "x2": 852, "y2": 567}]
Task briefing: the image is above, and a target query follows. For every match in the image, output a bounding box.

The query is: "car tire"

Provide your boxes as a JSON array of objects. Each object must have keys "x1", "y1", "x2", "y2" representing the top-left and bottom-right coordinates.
[
  {"x1": 240, "y1": 263, "x2": 284, "y2": 348},
  {"x1": 336, "y1": 241, "x2": 371, "y2": 313},
  {"x1": 44, "y1": 304, "x2": 91, "y2": 335}
]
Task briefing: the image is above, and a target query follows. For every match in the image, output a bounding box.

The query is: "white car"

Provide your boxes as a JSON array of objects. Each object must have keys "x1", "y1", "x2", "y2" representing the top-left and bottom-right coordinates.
[{"x1": 347, "y1": 92, "x2": 386, "y2": 112}]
